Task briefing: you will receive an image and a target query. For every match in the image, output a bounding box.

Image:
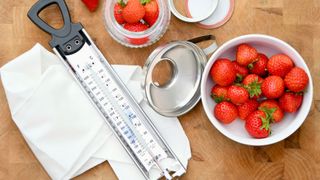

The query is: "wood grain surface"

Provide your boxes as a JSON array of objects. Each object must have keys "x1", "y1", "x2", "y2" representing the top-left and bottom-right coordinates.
[{"x1": 0, "y1": 0, "x2": 320, "y2": 179}]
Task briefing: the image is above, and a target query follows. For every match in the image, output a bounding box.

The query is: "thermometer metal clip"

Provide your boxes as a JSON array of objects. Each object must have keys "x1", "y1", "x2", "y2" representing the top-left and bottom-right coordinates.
[{"x1": 27, "y1": 0, "x2": 186, "y2": 179}]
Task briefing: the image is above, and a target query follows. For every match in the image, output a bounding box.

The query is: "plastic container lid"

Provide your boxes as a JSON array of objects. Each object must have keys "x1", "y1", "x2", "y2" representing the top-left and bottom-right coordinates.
[
  {"x1": 168, "y1": 0, "x2": 219, "y2": 23},
  {"x1": 186, "y1": 0, "x2": 235, "y2": 29}
]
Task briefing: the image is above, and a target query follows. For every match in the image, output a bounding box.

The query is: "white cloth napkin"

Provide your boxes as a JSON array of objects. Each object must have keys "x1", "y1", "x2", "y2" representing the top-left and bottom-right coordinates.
[{"x1": 0, "y1": 44, "x2": 191, "y2": 180}]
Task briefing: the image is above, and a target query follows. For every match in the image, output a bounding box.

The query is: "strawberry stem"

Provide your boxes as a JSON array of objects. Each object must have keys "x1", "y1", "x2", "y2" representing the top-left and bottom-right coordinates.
[
  {"x1": 118, "y1": 0, "x2": 127, "y2": 7},
  {"x1": 260, "y1": 116, "x2": 270, "y2": 131},
  {"x1": 259, "y1": 107, "x2": 277, "y2": 123},
  {"x1": 244, "y1": 79, "x2": 262, "y2": 98},
  {"x1": 235, "y1": 74, "x2": 243, "y2": 83},
  {"x1": 211, "y1": 94, "x2": 226, "y2": 103},
  {"x1": 140, "y1": 0, "x2": 151, "y2": 5}
]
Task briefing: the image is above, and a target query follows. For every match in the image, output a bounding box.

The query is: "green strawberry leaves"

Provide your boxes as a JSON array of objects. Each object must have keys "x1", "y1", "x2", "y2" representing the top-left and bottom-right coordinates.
[
  {"x1": 260, "y1": 116, "x2": 270, "y2": 131},
  {"x1": 211, "y1": 94, "x2": 226, "y2": 103},
  {"x1": 140, "y1": 0, "x2": 151, "y2": 5},
  {"x1": 118, "y1": 0, "x2": 127, "y2": 7},
  {"x1": 244, "y1": 79, "x2": 262, "y2": 98},
  {"x1": 259, "y1": 107, "x2": 277, "y2": 131},
  {"x1": 117, "y1": 0, "x2": 152, "y2": 8},
  {"x1": 235, "y1": 74, "x2": 243, "y2": 83},
  {"x1": 248, "y1": 63, "x2": 254, "y2": 70}
]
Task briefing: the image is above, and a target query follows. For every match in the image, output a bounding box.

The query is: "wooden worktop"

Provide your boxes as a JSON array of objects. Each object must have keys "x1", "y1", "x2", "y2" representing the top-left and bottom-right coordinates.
[{"x1": 0, "y1": 0, "x2": 319, "y2": 179}]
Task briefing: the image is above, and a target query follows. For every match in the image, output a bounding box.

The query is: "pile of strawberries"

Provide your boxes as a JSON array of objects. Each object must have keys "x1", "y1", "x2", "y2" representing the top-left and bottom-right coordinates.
[
  {"x1": 210, "y1": 44, "x2": 309, "y2": 138},
  {"x1": 114, "y1": 0, "x2": 159, "y2": 32}
]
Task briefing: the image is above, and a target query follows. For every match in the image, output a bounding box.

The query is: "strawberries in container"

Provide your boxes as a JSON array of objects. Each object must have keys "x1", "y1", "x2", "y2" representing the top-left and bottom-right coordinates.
[
  {"x1": 111, "y1": 0, "x2": 160, "y2": 45},
  {"x1": 236, "y1": 44, "x2": 258, "y2": 66},
  {"x1": 113, "y1": 0, "x2": 159, "y2": 28},
  {"x1": 227, "y1": 85, "x2": 249, "y2": 105},
  {"x1": 210, "y1": 58, "x2": 236, "y2": 86},
  {"x1": 214, "y1": 102, "x2": 238, "y2": 124},
  {"x1": 209, "y1": 43, "x2": 310, "y2": 139},
  {"x1": 267, "y1": 54, "x2": 294, "y2": 78},
  {"x1": 143, "y1": 0, "x2": 159, "y2": 26},
  {"x1": 245, "y1": 110, "x2": 271, "y2": 138},
  {"x1": 261, "y1": 76, "x2": 285, "y2": 99},
  {"x1": 248, "y1": 53, "x2": 268, "y2": 77},
  {"x1": 105, "y1": 0, "x2": 169, "y2": 47},
  {"x1": 238, "y1": 99, "x2": 259, "y2": 120}
]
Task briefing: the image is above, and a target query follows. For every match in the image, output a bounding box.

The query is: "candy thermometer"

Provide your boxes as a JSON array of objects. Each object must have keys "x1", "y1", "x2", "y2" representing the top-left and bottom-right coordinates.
[{"x1": 27, "y1": 0, "x2": 186, "y2": 179}]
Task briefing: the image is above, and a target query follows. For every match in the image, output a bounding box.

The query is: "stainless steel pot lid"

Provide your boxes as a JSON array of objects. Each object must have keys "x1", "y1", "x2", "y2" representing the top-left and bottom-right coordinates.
[{"x1": 142, "y1": 36, "x2": 217, "y2": 117}]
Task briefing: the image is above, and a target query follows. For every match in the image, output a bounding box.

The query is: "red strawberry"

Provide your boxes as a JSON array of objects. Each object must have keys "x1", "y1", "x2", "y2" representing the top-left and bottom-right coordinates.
[
  {"x1": 124, "y1": 22, "x2": 149, "y2": 45},
  {"x1": 210, "y1": 59, "x2": 236, "y2": 86},
  {"x1": 122, "y1": 0, "x2": 145, "y2": 23},
  {"x1": 124, "y1": 22, "x2": 148, "y2": 32},
  {"x1": 233, "y1": 61, "x2": 249, "y2": 82},
  {"x1": 238, "y1": 99, "x2": 259, "y2": 120},
  {"x1": 227, "y1": 85, "x2": 249, "y2": 105},
  {"x1": 211, "y1": 85, "x2": 229, "y2": 103},
  {"x1": 243, "y1": 74, "x2": 263, "y2": 99},
  {"x1": 259, "y1": 100, "x2": 284, "y2": 123},
  {"x1": 261, "y1": 76, "x2": 285, "y2": 99},
  {"x1": 236, "y1": 44, "x2": 258, "y2": 66},
  {"x1": 279, "y1": 92, "x2": 303, "y2": 113},
  {"x1": 243, "y1": 74, "x2": 264, "y2": 85},
  {"x1": 214, "y1": 102, "x2": 238, "y2": 124},
  {"x1": 284, "y1": 67, "x2": 309, "y2": 92},
  {"x1": 267, "y1": 54, "x2": 294, "y2": 78},
  {"x1": 114, "y1": 3, "x2": 125, "y2": 24},
  {"x1": 248, "y1": 53, "x2": 269, "y2": 77},
  {"x1": 245, "y1": 110, "x2": 271, "y2": 138},
  {"x1": 82, "y1": 0, "x2": 99, "y2": 12},
  {"x1": 127, "y1": 37, "x2": 149, "y2": 45},
  {"x1": 143, "y1": 0, "x2": 159, "y2": 26}
]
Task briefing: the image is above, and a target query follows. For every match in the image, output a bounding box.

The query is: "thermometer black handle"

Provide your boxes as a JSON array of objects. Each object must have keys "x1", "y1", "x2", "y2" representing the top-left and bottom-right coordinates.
[{"x1": 27, "y1": 0, "x2": 85, "y2": 55}]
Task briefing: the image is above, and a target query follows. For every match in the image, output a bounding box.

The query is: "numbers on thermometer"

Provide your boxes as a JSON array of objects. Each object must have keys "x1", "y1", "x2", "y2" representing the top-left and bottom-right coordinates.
[{"x1": 75, "y1": 61, "x2": 168, "y2": 171}]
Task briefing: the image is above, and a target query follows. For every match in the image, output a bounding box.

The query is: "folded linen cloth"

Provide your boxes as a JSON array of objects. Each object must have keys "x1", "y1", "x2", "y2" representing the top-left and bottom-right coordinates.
[{"x1": 0, "y1": 44, "x2": 191, "y2": 179}]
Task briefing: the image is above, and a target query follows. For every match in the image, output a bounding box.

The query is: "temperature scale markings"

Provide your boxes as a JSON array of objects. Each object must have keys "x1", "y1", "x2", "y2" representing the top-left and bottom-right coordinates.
[{"x1": 77, "y1": 62, "x2": 167, "y2": 170}]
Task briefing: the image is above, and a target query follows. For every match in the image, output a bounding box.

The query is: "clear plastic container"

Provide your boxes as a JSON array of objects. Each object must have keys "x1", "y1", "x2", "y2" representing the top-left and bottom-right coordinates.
[{"x1": 104, "y1": 0, "x2": 171, "y2": 48}]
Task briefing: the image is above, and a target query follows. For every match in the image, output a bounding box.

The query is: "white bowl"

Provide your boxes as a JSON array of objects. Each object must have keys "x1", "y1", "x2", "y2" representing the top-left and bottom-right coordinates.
[{"x1": 201, "y1": 34, "x2": 313, "y2": 146}]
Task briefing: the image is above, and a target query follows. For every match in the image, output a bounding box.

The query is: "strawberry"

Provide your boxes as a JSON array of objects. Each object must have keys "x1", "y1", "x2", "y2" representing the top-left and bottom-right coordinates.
[
  {"x1": 124, "y1": 22, "x2": 149, "y2": 44},
  {"x1": 227, "y1": 85, "x2": 249, "y2": 104},
  {"x1": 210, "y1": 59, "x2": 236, "y2": 86},
  {"x1": 114, "y1": 3, "x2": 125, "y2": 24},
  {"x1": 279, "y1": 92, "x2": 303, "y2": 113},
  {"x1": 236, "y1": 44, "x2": 258, "y2": 66},
  {"x1": 122, "y1": 0, "x2": 145, "y2": 23},
  {"x1": 82, "y1": 0, "x2": 99, "y2": 12},
  {"x1": 259, "y1": 100, "x2": 284, "y2": 123},
  {"x1": 211, "y1": 85, "x2": 229, "y2": 103},
  {"x1": 142, "y1": 0, "x2": 159, "y2": 26},
  {"x1": 243, "y1": 74, "x2": 264, "y2": 85},
  {"x1": 267, "y1": 54, "x2": 294, "y2": 78},
  {"x1": 214, "y1": 102, "x2": 238, "y2": 124},
  {"x1": 248, "y1": 53, "x2": 269, "y2": 77},
  {"x1": 284, "y1": 67, "x2": 309, "y2": 92},
  {"x1": 233, "y1": 61, "x2": 249, "y2": 82},
  {"x1": 127, "y1": 37, "x2": 149, "y2": 45},
  {"x1": 245, "y1": 110, "x2": 271, "y2": 138},
  {"x1": 124, "y1": 22, "x2": 148, "y2": 32},
  {"x1": 261, "y1": 76, "x2": 285, "y2": 99},
  {"x1": 238, "y1": 99, "x2": 259, "y2": 120},
  {"x1": 243, "y1": 74, "x2": 263, "y2": 98}
]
